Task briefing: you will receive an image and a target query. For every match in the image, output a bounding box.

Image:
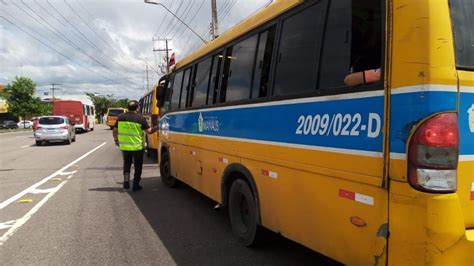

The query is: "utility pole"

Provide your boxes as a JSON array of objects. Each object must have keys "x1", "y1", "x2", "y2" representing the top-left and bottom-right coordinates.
[
  {"x1": 50, "y1": 83, "x2": 61, "y2": 103},
  {"x1": 153, "y1": 38, "x2": 172, "y2": 73},
  {"x1": 211, "y1": 0, "x2": 219, "y2": 40},
  {"x1": 146, "y1": 65, "x2": 149, "y2": 92}
]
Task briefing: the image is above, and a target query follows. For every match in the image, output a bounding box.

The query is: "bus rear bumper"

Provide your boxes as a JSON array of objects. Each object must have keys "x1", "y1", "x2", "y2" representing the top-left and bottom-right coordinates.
[
  {"x1": 426, "y1": 229, "x2": 474, "y2": 266},
  {"x1": 74, "y1": 124, "x2": 86, "y2": 131},
  {"x1": 423, "y1": 194, "x2": 474, "y2": 266}
]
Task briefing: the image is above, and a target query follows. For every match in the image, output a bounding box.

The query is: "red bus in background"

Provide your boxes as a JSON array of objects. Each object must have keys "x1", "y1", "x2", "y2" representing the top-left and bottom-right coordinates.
[{"x1": 53, "y1": 100, "x2": 95, "y2": 132}]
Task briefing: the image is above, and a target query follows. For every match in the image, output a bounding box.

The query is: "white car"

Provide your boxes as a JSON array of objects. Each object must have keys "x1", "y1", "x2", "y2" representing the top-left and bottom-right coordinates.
[
  {"x1": 34, "y1": 116, "x2": 76, "y2": 145},
  {"x1": 17, "y1": 120, "x2": 33, "y2": 128}
]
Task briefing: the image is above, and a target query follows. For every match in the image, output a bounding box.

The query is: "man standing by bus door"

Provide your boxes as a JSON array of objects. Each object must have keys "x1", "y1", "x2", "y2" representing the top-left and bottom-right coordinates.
[{"x1": 113, "y1": 100, "x2": 157, "y2": 191}]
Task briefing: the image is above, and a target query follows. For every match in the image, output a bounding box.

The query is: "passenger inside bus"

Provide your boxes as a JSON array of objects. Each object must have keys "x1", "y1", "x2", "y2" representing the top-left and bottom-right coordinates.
[{"x1": 343, "y1": 2, "x2": 381, "y2": 87}]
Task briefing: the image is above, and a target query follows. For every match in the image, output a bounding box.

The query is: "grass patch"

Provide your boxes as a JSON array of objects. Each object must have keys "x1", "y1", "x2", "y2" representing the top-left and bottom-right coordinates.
[{"x1": 0, "y1": 128, "x2": 32, "y2": 134}]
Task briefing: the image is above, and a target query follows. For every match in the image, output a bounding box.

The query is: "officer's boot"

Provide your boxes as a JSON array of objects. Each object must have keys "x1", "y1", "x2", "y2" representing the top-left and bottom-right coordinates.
[{"x1": 123, "y1": 173, "x2": 130, "y2": 189}]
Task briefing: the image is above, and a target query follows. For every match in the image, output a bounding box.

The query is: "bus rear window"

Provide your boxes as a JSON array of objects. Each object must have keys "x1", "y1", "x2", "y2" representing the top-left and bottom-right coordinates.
[
  {"x1": 108, "y1": 109, "x2": 124, "y2": 116},
  {"x1": 450, "y1": 0, "x2": 474, "y2": 70}
]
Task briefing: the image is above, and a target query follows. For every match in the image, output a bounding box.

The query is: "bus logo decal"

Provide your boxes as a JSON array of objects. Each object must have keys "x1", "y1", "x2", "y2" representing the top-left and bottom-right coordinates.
[
  {"x1": 198, "y1": 112, "x2": 220, "y2": 133},
  {"x1": 198, "y1": 113, "x2": 204, "y2": 132}
]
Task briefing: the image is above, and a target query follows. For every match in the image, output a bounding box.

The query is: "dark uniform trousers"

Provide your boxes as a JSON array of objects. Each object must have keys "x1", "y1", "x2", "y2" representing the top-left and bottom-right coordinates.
[{"x1": 122, "y1": 149, "x2": 144, "y2": 184}]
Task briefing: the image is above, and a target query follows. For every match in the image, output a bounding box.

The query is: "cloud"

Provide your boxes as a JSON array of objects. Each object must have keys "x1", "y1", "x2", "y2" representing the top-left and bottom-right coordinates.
[{"x1": 0, "y1": 0, "x2": 270, "y2": 100}]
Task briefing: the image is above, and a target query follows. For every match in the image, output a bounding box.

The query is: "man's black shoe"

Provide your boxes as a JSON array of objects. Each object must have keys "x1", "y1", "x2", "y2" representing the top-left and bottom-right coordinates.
[
  {"x1": 132, "y1": 185, "x2": 142, "y2": 192},
  {"x1": 123, "y1": 181, "x2": 130, "y2": 189}
]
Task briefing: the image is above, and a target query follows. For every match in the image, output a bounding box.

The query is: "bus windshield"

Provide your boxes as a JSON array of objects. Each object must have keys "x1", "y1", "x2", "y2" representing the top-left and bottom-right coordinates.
[{"x1": 450, "y1": 0, "x2": 474, "y2": 70}]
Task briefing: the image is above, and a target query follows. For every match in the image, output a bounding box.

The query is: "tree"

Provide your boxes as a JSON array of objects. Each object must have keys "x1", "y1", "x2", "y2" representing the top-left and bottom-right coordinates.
[
  {"x1": 112, "y1": 98, "x2": 129, "y2": 108},
  {"x1": 86, "y1": 93, "x2": 111, "y2": 116},
  {"x1": 86, "y1": 93, "x2": 128, "y2": 123},
  {"x1": 5, "y1": 76, "x2": 50, "y2": 122}
]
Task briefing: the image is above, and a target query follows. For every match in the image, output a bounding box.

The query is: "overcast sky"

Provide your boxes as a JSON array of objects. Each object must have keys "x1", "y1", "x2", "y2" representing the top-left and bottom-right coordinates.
[{"x1": 0, "y1": 0, "x2": 271, "y2": 100}]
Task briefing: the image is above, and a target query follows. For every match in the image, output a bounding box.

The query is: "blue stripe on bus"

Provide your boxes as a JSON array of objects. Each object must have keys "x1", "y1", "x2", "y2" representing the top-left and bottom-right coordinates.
[
  {"x1": 163, "y1": 95, "x2": 385, "y2": 153},
  {"x1": 160, "y1": 90, "x2": 472, "y2": 156},
  {"x1": 459, "y1": 92, "x2": 474, "y2": 155}
]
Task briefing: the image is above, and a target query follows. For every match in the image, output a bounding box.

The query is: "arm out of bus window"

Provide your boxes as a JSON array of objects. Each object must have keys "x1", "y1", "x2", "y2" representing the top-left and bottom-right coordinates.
[{"x1": 344, "y1": 68, "x2": 381, "y2": 86}]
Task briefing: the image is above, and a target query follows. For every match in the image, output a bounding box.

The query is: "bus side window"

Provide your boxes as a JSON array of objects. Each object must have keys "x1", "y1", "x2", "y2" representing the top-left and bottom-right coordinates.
[
  {"x1": 191, "y1": 56, "x2": 213, "y2": 107},
  {"x1": 273, "y1": 2, "x2": 326, "y2": 96},
  {"x1": 209, "y1": 51, "x2": 223, "y2": 105},
  {"x1": 251, "y1": 26, "x2": 276, "y2": 99},
  {"x1": 181, "y1": 67, "x2": 192, "y2": 108},
  {"x1": 220, "y1": 34, "x2": 259, "y2": 103},
  {"x1": 161, "y1": 75, "x2": 174, "y2": 112},
  {"x1": 319, "y1": 0, "x2": 382, "y2": 89},
  {"x1": 171, "y1": 71, "x2": 184, "y2": 110}
]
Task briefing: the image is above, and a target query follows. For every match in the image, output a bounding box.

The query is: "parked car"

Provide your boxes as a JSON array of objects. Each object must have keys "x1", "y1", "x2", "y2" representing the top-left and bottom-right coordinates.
[
  {"x1": 0, "y1": 120, "x2": 18, "y2": 129},
  {"x1": 34, "y1": 116, "x2": 76, "y2": 145},
  {"x1": 17, "y1": 120, "x2": 33, "y2": 128}
]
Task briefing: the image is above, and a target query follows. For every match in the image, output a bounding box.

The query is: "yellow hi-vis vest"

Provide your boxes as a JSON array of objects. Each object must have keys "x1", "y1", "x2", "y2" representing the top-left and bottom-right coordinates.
[{"x1": 117, "y1": 121, "x2": 144, "y2": 151}]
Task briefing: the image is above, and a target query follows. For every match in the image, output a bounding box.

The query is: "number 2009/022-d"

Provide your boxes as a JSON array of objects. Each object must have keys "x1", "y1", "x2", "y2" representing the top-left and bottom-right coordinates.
[{"x1": 295, "y1": 113, "x2": 382, "y2": 138}]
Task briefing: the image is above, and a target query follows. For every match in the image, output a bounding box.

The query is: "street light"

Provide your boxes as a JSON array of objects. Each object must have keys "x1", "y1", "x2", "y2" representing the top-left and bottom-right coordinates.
[{"x1": 144, "y1": 0, "x2": 208, "y2": 44}]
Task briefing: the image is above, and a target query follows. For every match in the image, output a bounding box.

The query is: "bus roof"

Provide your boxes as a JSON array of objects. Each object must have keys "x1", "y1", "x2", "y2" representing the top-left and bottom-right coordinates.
[{"x1": 175, "y1": 0, "x2": 302, "y2": 69}]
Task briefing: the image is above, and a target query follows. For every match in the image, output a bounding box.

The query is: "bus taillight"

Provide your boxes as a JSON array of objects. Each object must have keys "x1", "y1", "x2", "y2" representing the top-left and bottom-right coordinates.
[{"x1": 408, "y1": 113, "x2": 459, "y2": 193}]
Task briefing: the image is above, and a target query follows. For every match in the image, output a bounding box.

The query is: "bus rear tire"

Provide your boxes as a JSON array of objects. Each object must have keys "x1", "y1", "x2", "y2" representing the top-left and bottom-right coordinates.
[
  {"x1": 229, "y1": 179, "x2": 261, "y2": 247},
  {"x1": 160, "y1": 151, "x2": 178, "y2": 188}
]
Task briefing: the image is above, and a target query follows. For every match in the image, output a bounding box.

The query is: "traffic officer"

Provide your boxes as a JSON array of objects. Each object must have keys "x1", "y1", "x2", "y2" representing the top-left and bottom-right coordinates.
[{"x1": 112, "y1": 100, "x2": 157, "y2": 191}]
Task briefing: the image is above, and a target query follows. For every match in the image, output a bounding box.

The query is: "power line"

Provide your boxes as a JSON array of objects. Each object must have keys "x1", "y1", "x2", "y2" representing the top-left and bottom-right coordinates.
[
  {"x1": 24, "y1": 0, "x2": 140, "y2": 82},
  {"x1": 219, "y1": 0, "x2": 237, "y2": 23},
  {"x1": 171, "y1": 0, "x2": 205, "y2": 41},
  {"x1": 62, "y1": 0, "x2": 142, "y2": 74},
  {"x1": 159, "y1": 1, "x2": 185, "y2": 38},
  {"x1": 74, "y1": 0, "x2": 143, "y2": 71},
  {"x1": 42, "y1": 0, "x2": 139, "y2": 83},
  {"x1": 0, "y1": 15, "x2": 139, "y2": 87},
  {"x1": 166, "y1": 0, "x2": 195, "y2": 39},
  {"x1": 153, "y1": 0, "x2": 175, "y2": 38},
  {"x1": 17, "y1": 0, "x2": 81, "y2": 50}
]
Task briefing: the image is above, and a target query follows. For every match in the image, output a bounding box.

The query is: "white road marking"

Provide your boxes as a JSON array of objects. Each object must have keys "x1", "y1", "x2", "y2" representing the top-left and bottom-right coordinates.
[
  {"x1": 0, "y1": 181, "x2": 67, "y2": 245},
  {"x1": 0, "y1": 220, "x2": 18, "y2": 230},
  {"x1": 20, "y1": 145, "x2": 31, "y2": 148},
  {"x1": 0, "y1": 142, "x2": 106, "y2": 210},
  {"x1": 30, "y1": 188, "x2": 57, "y2": 194},
  {"x1": 58, "y1": 170, "x2": 78, "y2": 176}
]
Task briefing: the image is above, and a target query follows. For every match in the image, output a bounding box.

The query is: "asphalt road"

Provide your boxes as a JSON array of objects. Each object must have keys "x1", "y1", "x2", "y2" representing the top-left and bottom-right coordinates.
[{"x1": 0, "y1": 125, "x2": 340, "y2": 265}]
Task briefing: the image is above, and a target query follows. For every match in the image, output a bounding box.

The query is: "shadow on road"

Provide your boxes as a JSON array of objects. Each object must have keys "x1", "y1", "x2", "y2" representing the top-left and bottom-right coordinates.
[
  {"x1": 88, "y1": 187, "x2": 127, "y2": 193},
  {"x1": 125, "y1": 164, "x2": 340, "y2": 265},
  {"x1": 88, "y1": 155, "x2": 340, "y2": 265}
]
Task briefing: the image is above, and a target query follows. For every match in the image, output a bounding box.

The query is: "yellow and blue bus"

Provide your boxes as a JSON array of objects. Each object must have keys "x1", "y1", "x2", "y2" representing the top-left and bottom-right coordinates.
[
  {"x1": 156, "y1": 0, "x2": 473, "y2": 264},
  {"x1": 139, "y1": 82, "x2": 164, "y2": 158}
]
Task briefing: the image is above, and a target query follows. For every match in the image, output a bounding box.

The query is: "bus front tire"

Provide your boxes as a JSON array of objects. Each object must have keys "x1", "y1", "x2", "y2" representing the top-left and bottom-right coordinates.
[
  {"x1": 229, "y1": 179, "x2": 261, "y2": 247},
  {"x1": 160, "y1": 152, "x2": 178, "y2": 188}
]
